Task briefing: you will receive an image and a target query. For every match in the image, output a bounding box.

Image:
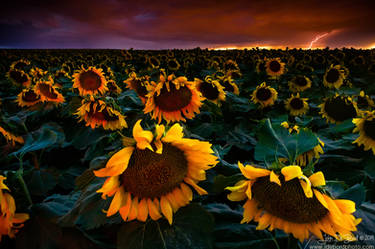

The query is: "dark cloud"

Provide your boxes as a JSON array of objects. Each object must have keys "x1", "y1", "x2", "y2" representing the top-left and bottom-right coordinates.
[{"x1": 0, "y1": 0, "x2": 374, "y2": 48}]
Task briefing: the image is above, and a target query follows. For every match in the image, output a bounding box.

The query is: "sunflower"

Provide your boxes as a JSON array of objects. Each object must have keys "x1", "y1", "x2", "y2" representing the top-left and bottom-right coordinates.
[
  {"x1": 288, "y1": 75, "x2": 312, "y2": 92},
  {"x1": 0, "y1": 176, "x2": 29, "y2": 241},
  {"x1": 16, "y1": 88, "x2": 42, "y2": 107},
  {"x1": 280, "y1": 122, "x2": 324, "y2": 166},
  {"x1": 29, "y1": 67, "x2": 48, "y2": 81},
  {"x1": 94, "y1": 120, "x2": 218, "y2": 224},
  {"x1": 226, "y1": 163, "x2": 361, "y2": 242},
  {"x1": 323, "y1": 65, "x2": 346, "y2": 89},
  {"x1": 0, "y1": 126, "x2": 24, "y2": 146},
  {"x1": 72, "y1": 66, "x2": 108, "y2": 96},
  {"x1": 226, "y1": 69, "x2": 242, "y2": 79},
  {"x1": 144, "y1": 71, "x2": 203, "y2": 123},
  {"x1": 124, "y1": 72, "x2": 150, "y2": 104},
  {"x1": 10, "y1": 59, "x2": 30, "y2": 71},
  {"x1": 251, "y1": 82, "x2": 278, "y2": 108},
  {"x1": 34, "y1": 78, "x2": 65, "y2": 104},
  {"x1": 148, "y1": 56, "x2": 160, "y2": 68},
  {"x1": 285, "y1": 93, "x2": 309, "y2": 116},
  {"x1": 75, "y1": 97, "x2": 127, "y2": 130},
  {"x1": 224, "y1": 60, "x2": 239, "y2": 71},
  {"x1": 319, "y1": 95, "x2": 358, "y2": 124},
  {"x1": 356, "y1": 91, "x2": 375, "y2": 110},
  {"x1": 167, "y1": 58, "x2": 181, "y2": 71},
  {"x1": 352, "y1": 55, "x2": 365, "y2": 67},
  {"x1": 220, "y1": 76, "x2": 239, "y2": 95},
  {"x1": 195, "y1": 76, "x2": 226, "y2": 105},
  {"x1": 107, "y1": 80, "x2": 122, "y2": 95},
  {"x1": 353, "y1": 111, "x2": 375, "y2": 154},
  {"x1": 6, "y1": 69, "x2": 31, "y2": 87},
  {"x1": 54, "y1": 69, "x2": 70, "y2": 79},
  {"x1": 314, "y1": 54, "x2": 326, "y2": 65},
  {"x1": 265, "y1": 58, "x2": 285, "y2": 78},
  {"x1": 255, "y1": 60, "x2": 266, "y2": 73}
]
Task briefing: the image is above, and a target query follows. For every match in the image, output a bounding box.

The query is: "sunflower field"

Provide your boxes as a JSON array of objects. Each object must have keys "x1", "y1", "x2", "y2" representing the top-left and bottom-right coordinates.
[{"x1": 0, "y1": 48, "x2": 375, "y2": 249}]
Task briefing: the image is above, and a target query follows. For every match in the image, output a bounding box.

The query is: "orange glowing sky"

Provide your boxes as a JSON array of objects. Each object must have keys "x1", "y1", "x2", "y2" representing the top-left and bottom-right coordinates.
[{"x1": 0, "y1": 0, "x2": 374, "y2": 49}]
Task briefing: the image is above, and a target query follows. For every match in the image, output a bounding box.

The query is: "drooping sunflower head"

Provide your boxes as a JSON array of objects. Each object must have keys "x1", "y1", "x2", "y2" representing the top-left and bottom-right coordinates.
[
  {"x1": 323, "y1": 65, "x2": 346, "y2": 89},
  {"x1": 288, "y1": 75, "x2": 312, "y2": 92},
  {"x1": 356, "y1": 91, "x2": 375, "y2": 110},
  {"x1": 352, "y1": 55, "x2": 365, "y2": 66},
  {"x1": 6, "y1": 69, "x2": 31, "y2": 87},
  {"x1": 0, "y1": 175, "x2": 29, "y2": 240},
  {"x1": 10, "y1": 59, "x2": 30, "y2": 71},
  {"x1": 280, "y1": 122, "x2": 324, "y2": 166},
  {"x1": 124, "y1": 72, "x2": 151, "y2": 103},
  {"x1": 195, "y1": 76, "x2": 226, "y2": 105},
  {"x1": 219, "y1": 76, "x2": 239, "y2": 95},
  {"x1": 226, "y1": 69, "x2": 242, "y2": 80},
  {"x1": 144, "y1": 71, "x2": 203, "y2": 123},
  {"x1": 285, "y1": 93, "x2": 309, "y2": 116},
  {"x1": 251, "y1": 82, "x2": 278, "y2": 108},
  {"x1": 16, "y1": 88, "x2": 42, "y2": 107},
  {"x1": 353, "y1": 111, "x2": 375, "y2": 155},
  {"x1": 72, "y1": 66, "x2": 108, "y2": 96},
  {"x1": 265, "y1": 58, "x2": 286, "y2": 78},
  {"x1": 94, "y1": 120, "x2": 218, "y2": 224},
  {"x1": 75, "y1": 96, "x2": 127, "y2": 130},
  {"x1": 34, "y1": 77, "x2": 65, "y2": 104},
  {"x1": 314, "y1": 54, "x2": 326, "y2": 65},
  {"x1": 319, "y1": 95, "x2": 358, "y2": 124},
  {"x1": 226, "y1": 163, "x2": 361, "y2": 242}
]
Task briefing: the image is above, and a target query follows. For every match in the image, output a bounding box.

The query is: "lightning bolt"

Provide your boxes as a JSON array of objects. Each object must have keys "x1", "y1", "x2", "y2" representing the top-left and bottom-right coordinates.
[{"x1": 308, "y1": 33, "x2": 329, "y2": 49}]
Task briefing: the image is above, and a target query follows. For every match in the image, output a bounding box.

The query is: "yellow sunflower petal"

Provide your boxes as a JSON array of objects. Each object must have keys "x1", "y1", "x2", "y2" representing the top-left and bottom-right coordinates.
[
  {"x1": 160, "y1": 196, "x2": 173, "y2": 225},
  {"x1": 309, "y1": 171, "x2": 326, "y2": 187},
  {"x1": 106, "y1": 188, "x2": 126, "y2": 217},
  {"x1": 147, "y1": 198, "x2": 162, "y2": 220},
  {"x1": 94, "y1": 147, "x2": 134, "y2": 177},
  {"x1": 137, "y1": 198, "x2": 149, "y2": 222},
  {"x1": 238, "y1": 162, "x2": 270, "y2": 180},
  {"x1": 281, "y1": 165, "x2": 303, "y2": 181},
  {"x1": 133, "y1": 120, "x2": 154, "y2": 151},
  {"x1": 119, "y1": 192, "x2": 132, "y2": 221},
  {"x1": 163, "y1": 123, "x2": 184, "y2": 143},
  {"x1": 270, "y1": 171, "x2": 281, "y2": 186}
]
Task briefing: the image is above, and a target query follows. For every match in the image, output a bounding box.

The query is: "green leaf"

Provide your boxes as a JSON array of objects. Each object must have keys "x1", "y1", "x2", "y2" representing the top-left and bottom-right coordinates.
[
  {"x1": 11, "y1": 123, "x2": 65, "y2": 158},
  {"x1": 338, "y1": 183, "x2": 366, "y2": 206},
  {"x1": 254, "y1": 119, "x2": 319, "y2": 163},
  {"x1": 117, "y1": 204, "x2": 214, "y2": 249},
  {"x1": 25, "y1": 168, "x2": 57, "y2": 196}
]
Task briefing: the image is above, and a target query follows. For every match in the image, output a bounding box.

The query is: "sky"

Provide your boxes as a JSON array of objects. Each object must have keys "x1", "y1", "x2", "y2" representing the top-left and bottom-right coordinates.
[{"x1": 0, "y1": 0, "x2": 375, "y2": 49}]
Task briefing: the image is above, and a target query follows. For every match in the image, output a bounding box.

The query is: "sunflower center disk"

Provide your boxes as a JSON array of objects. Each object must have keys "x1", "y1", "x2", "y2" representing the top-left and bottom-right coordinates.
[
  {"x1": 269, "y1": 61, "x2": 281, "y2": 72},
  {"x1": 363, "y1": 119, "x2": 375, "y2": 140},
  {"x1": 256, "y1": 88, "x2": 272, "y2": 101},
  {"x1": 199, "y1": 82, "x2": 219, "y2": 100},
  {"x1": 326, "y1": 69, "x2": 340, "y2": 83},
  {"x1": 79, "y1": 71, "x2": 102, "y2": 90},
  {"x1": 10, "y1": 70, "x2": 27, "y2": 83},
  {"x1": 252, "y1": 177, "x2": 328, "y2": 223},
  {"x1": 295, "y1": 76, "x2": 307, "y2": 86},
  {"x1": 23, "y1": 90, "x2": 40, "y2": 102},
  {"x1": 154, "y1": 83, "x2": 192, "y2": 112},
  {"x1": 39, "y1": 83, "x2": 58, "y2": 99},
  {"x1": 121, "y1": 143, "x2": 188, "y2": 198},
  {"x1": 130, "y1": 79, "x2": 148, "y2": 98},
  {"x1": 290, "y1": 98, "x2": 304, "y2": 110},
  {"x1": 324, "y1": 97, "x2": 357, "y2": 122}
]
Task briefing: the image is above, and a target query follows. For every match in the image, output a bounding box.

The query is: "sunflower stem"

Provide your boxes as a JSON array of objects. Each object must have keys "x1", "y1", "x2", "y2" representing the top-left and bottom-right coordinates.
[
  {"x1": 287, "y1": 234, "x2": 299, "y2": 249},
  {"x1": 16, "y1": 158, "x2": 33, "y2": 206}
]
